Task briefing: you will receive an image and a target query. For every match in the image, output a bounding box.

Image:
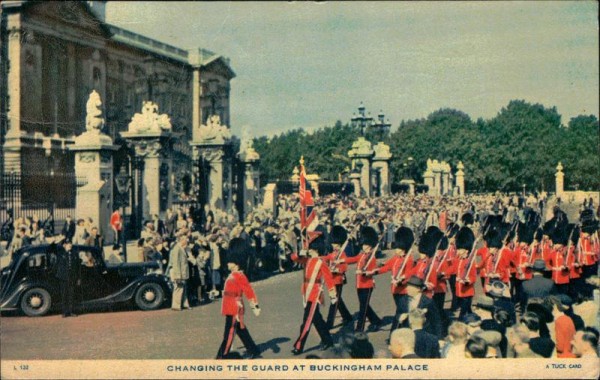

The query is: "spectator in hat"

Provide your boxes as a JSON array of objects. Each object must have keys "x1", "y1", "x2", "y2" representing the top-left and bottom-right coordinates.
[
  {"x1": 408, "y1": 308, "x2": 440, "y2": 358},
  {"x1": 521, "y1": 259, "x2": 557, "y2": 307},
  {"x1": 548, "y1": 296, "x2": 576, "y2": 358},
  {"x1": 488, "y1": 280, "x2": 516, "y2": 326},
  {"x1": 167, "y1": 234, "x2": 191, "y2": 311},
  {"x1": 401, "y1": 275, "x2": 442, "y2": 338},
  {"x1": 389, "y1": 328, "x2": 419, "y2": 359},
  {"x1": 521, "y1": 312, "x2": 555, "y2": 358},
  {"x1": 571, "y1": 327, "x2": 599, "y2": 358}
]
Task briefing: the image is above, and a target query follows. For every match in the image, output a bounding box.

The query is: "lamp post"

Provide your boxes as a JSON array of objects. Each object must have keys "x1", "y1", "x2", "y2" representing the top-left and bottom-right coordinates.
[
  {"x1": 351, "y1": 102, "x2": 374, "y2": 136},
  {"x1": 407, "y1": 156, "x2": 414, "y2": 180},
  {"x1": 522, "y1": 183, "x2": 526, "y2": 196},
  {"x1": 371, "y1": 110, "x2": 392, "y2": 141},
  {"x1": 115, "y1": 165, "x2": 132, "y2": 262}
]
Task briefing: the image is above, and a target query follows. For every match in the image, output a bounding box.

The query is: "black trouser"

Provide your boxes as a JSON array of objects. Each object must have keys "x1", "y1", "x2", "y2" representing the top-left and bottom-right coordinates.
[
  {"x1": 556, "y1": 283, "x2": 569, "y2": 295},
  {"x1": 448, "y1": 275, "x2": 457, "y2": 311},
  {"x1": 326, "y1": 284, "x2": 352, "y2": 329},
  {"x1": 581, "y1": 265, "x2": 597, "y2": 299},
  {"x1": 355, "y1": 287, "x2": 381, "y2": 332},
  {"x1": 569, "y1": 277, "x2": 585, "y2": 301},
  {"x1": 391, "y1": 293, "x2": 409, "y2": 334},
  {"x1": 513, "y1": 278, "x2": 524, "y2": 309},
  {"x1": 216, "y1": 315, "x2": 259, "y2": 359},
  {"x1": 456, "y1": 296, "x2": 472, "y2": 319},
  {"x1": 510, "y1": 276, "x2": 520, "y2": 304},
  {"x1": 60, "y1": 278, "x2": 75, "y2": 316},
  {"x1": 294, "y1": 301, "x2": 332, "y2": 352},
  {"x1": 433, "y1": 292, "x2": 448, "y2": 336}
]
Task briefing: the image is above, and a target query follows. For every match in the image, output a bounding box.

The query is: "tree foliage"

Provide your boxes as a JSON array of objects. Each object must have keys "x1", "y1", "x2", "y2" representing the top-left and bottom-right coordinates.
[{"x1": 252, "y1": 100, "x2": 599, "y2": 192}]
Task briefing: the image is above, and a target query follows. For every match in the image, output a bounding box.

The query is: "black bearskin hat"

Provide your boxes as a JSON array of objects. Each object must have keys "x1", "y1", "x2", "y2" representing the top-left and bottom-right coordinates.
[
  {"x1": 308, "y1": 225, "x2": 327, "y2": 255},
  {"x1": 331, "y1": 225, "x2": 348, "y2": 245},
  {"x1": 393, "y1": 226, "x2": 415, "y2": 252},
  {"x1": 360, "y1": 226, "x2": 378, "y2": 248},
  {"x1": 455, "y1": 226, "x2": 475, "y2": 251},
  {"x1": 227, "y1": 238, "x2": 247, "y2": 267},
  {"x1": 484, "y1": 228, "x2": 503, "y2": 249},
  {"x1": 461, "y1": 213, "x2": 474, "y2": 227},
  {"x1": 419, "y1": 226, "x2": 443, "y2": 258}
]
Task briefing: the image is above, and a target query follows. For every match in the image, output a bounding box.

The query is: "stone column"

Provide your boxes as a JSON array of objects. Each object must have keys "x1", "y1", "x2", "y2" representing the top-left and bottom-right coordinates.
[
  {"x1": 555, "y1": 162, "x2": 564, "y2": 197},
  {"x1": 441, "y1": 161, "x2": 451, "y2": 195},
  {"x1": 262, "y1": 183, "x2": 278, "y2": 215},
  {"x1": 348, "y1": 137, "x2": 374, "y2": 197},
  {"x1": 349, "y1": 172, "x2": 362, "y2": 197},
  {"x1": 240, "y1": 146, "x2": 261, "y2": 219},
  {"x1": 121, "y1": 102, "x2": 174, "y2": 220},
  {"x1": 372, "y1": 142, "x2": 392, "y2": 196},
  {"x1": 423, "y1": 168, "x2": 434, "y2": 195},
  {"x1": 190, "y1": 115, "x2": 233, "y2": 211},
  {"x1": 3, "y1": 13, "x2": 24, "y2": 173},
  {"x1": 433, "y1": 160, "x2": 442, "y2": 196},
  {"x1": 70, "y1": 91, "x2": 117, "y2": 237},
  {"x1": 456, "y1": 161, "x2": 465, "y2": 195}
]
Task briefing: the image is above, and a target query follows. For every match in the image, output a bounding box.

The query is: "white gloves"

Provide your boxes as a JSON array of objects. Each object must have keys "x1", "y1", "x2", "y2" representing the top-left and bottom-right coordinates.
[
  {"x1": 252, "y1": 305, "x2": 261, "y2": 317},
  {"x1": 328, "y1": 289, "x2": 337, "y2": 304}
]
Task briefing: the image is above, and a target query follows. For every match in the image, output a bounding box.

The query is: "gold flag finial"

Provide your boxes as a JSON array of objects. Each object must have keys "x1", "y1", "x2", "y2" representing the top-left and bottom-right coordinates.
[{"x1": 300, "y1": 156, "x2": 305, "y2": 166}]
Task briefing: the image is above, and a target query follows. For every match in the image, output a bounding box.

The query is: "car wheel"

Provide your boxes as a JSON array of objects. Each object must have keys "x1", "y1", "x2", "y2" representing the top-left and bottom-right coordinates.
[
  {"x1": 134, "y1": 282, "x2": 165, "y2": 311},
  {"x1": 20, "y1": 287, "x2": 52, "y2": 317}
]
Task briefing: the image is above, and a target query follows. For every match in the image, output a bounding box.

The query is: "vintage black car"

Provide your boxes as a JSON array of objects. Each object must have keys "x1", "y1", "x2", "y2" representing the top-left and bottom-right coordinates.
[{"x1": 0, "y1": 244, "x2": 171, "y2": 316}]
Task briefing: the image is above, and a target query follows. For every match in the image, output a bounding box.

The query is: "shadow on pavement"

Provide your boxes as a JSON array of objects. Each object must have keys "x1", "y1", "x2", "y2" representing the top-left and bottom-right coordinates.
[{"x1": 256, "y1": 337, "x2": 291, "y2": 355}]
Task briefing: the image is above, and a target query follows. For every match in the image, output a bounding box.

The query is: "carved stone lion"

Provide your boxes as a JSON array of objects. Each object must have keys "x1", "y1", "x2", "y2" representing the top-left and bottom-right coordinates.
[{"x1": 85, "y1": 90, "x2": 104, "y2": 132}]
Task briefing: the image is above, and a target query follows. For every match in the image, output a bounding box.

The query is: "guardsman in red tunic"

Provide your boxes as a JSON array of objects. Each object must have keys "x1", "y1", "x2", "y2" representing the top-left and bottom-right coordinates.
[
  {"x1": 476, "y1": 242, "x2": 489, "y2": 288},
  {"x1": 344, "y1": 226, "x2": 383, "y2": 333},
  {"x1": 290, "y1": 231, "x2": 337, "y2": 355},
  {"x1": 430, "y1": 235, "x2": 450, "y2": 317},
  {"x1": 444, "y1": 223, "x2": 460, "y2": 312},
  {"x1": 367, "y1": 226, "x2": 416, "y2": 338},
  {"x1": 580, "y1": 210, "x2": 599, "y2": 296},
  {"x1": 216, "y1": 238, "x2": 261, "y2": 359},
  {"x1": 530, "y1": 228, "x2": 545, "y2": 264},
  {"x1": 566, "y1": 224, "x2": 584, "y2": 300},
  {"x1": 548, "y1": 222, "x2": 571, "y2": 295},
  {"x1": 322, "y1": 225, "x2": 353, "y2": 329},
  {"x1": 483, "y1": 225, "x2": 512, "y2": 295},
  {"x1": 455, "y1": 226, "x2": 477, "y2": 319}
]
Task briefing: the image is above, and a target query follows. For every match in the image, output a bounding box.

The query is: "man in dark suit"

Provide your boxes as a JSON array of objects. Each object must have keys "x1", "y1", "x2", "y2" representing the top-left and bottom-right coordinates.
[
  {"x1": 55, "y1": 241, "x2": 81, "y2": 317},
  {"x1": 61, "y1": 215, "x2": 76, "y2": 242},
  {"x1": 522, "y1": 259, "x2": 557, "y2": 307},
  {"x1": 408, "y1": 308, "x2": 441, "y2": 358},
  {"x1": 402, "y1": 276, "x2": 443, "y2": 338}
]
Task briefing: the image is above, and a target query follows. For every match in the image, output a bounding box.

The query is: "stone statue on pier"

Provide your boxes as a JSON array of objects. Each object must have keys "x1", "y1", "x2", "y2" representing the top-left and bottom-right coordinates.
[
  {"x1": 85, "y1": 90, "x2": 104, "y2": 133},
  {"x1": 128, "y1": 101, "x2": 172, "y2": 134},
  {"x1": 197, "y1": 115, "x2": 231, "y2": 144}
]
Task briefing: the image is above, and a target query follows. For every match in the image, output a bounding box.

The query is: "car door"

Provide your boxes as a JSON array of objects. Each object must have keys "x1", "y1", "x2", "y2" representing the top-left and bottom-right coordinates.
[{"x1": 74, "y1": 247, "x2": 114, "y2": 302}]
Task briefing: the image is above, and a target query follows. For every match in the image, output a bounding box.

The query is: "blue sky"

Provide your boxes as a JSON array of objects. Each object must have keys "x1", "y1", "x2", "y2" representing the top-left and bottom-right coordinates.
[{"x1": 106, "y1": 1, "x2": 599, "y2": 137}]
